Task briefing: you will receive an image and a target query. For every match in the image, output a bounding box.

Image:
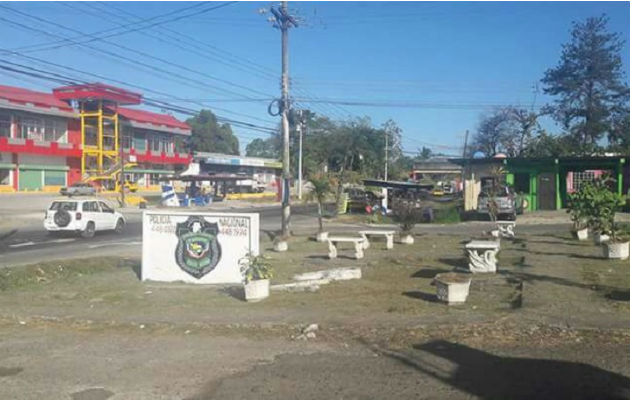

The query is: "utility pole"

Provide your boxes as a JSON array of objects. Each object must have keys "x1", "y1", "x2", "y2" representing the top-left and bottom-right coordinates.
[
  {"x1": 269, "y1": 1, "x2": 298, "y2": 238},
  {"x1": 119, "y1": 129, "x2": 125, "y2": 208},
  {"x1": 382, "y1": 129, "x2": 389, "y2": 210},
  {"x1": 461, "y1": 129, "x2": 469, "y2": 210},
  {"x1": 384, "y1": 130, "x2": 388, "y2": 181},
  {"x1": 297, "y1": 110, "x2": 303, "y2": 200}
]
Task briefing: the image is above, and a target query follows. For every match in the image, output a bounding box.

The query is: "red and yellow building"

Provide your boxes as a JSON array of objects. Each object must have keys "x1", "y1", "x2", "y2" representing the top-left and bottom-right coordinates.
[{"x1": 0, "y1": 83, "x2": 191, "y2": 192}]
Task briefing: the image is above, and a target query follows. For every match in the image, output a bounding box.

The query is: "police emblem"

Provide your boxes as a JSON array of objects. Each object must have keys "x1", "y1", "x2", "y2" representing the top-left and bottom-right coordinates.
[{"x1": 175, "y1": 216, "x2": 222, "y2": 278}]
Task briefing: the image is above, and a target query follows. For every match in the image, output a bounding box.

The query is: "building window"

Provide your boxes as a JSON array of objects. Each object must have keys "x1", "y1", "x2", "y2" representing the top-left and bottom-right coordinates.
[
  {"x1": 148, "y1": 173, "x2": 161, "y2": 185},
  {"x1": 133, "y1": 131, "x2": 146, "y2": 151},
  {"x1": 161, "y1": 137, "x2": 171, "y2": 153},
  {"x1": 0, "y1": 113, "x2": 10, "y2": 137},
  {"x1": 16, "y1": 116, "x2": 66, "y2": 143},
  {"x1": 122, "y1": 135, "x2": 131, "y2": 150},
  {"x1": 572, "y1": 171, "x2": 596, "y2": 192},
  {"x1": 174, "y1": 137, "x2": 187, "y2": 153},
  {"x1": 513, "y1": 173, "x2": 530, "y2": 193},
  {"x1": 149, "y1": 135, "x2": 160, "y2": 152}
]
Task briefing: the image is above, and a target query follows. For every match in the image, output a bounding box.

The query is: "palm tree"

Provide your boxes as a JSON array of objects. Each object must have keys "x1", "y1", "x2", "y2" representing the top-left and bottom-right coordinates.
[{"x1": 307, "y1": 175, "x2": 331, "y2": 235}]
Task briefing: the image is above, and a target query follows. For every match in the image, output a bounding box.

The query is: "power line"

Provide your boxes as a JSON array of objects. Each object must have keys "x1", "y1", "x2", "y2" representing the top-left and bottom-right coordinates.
[
  {"x1": 64, "y1": 2, "x2": 277, "y2": 82},
  {"x1": 0, "y1": 6, "x2": 272, "y2": 101},
  {"x1": 294, "y1": 97, "x2": 543, "y2": 111},
  {"x1": 0, "y1": 61, "x2": 279, "y2": 136},
  {"x1": 4, "y1": 2, "x2": 236, "y2": 53},
  {"x1": 70, "y1": 2, "x2": 353, "y2": 124}
]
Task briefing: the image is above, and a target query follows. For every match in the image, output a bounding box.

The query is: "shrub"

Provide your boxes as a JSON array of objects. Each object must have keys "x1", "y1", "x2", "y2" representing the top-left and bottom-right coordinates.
[
  {"x1": 239, "y1": 253, "x2": 274, "y2": 283},
  {"x1": 582, "y1": 178, "x2": 627, "y2": 242},
  {"x1": 393, "y1": 200, "x2": 423, "y2": 233}
]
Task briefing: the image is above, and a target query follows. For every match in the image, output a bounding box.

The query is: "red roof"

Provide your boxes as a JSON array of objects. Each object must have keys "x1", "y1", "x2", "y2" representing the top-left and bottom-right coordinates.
[
  {"x1": 53, "y1": 83, "x2": 142, "y2": 105},
  {"x1": 117, "y1": 107, "x2": 190, "y2": 131},
  {"x1": 0, "y1": 84, "x2": 74, "y2": 112}
]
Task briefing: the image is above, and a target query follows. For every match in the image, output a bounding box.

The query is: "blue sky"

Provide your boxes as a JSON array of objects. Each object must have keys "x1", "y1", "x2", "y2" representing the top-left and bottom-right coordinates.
[{"x1": 0, "y1": 1, "x2": 628, "y2": 155}]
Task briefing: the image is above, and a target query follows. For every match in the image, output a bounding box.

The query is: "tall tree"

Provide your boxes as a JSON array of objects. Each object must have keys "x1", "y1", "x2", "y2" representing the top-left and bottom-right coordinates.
[
  {"x1": 541, "y1": 15, "x2": 630, "y2": 151},
  {"x1": 245, "y1": 137, "x2": 279, "y2": 158},
  {"x1": 472, "y1": 108, "x2": 515, "y2": 157},
  {"x1": 186, "y1": 110, "x2": 239, "y2": 155},
  {"x1": 418, "y1": 146, "x2": 433, "y2": 160},
  {"x1": 505, "y1": 107, "x2": 539, "y2": 156}
]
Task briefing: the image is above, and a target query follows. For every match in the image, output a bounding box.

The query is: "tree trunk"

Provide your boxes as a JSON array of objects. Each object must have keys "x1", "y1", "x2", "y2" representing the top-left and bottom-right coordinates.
[{"x1": 317, "y1": 201, "x2": 323, "y2": 232}]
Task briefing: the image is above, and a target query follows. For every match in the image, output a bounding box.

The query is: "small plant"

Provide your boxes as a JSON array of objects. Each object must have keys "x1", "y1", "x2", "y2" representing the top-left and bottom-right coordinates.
[
  {"x1": 239, "y1": 252, "x2": 274, "y2": 284},
  {"x1": 566, "y1": 189, "x2": 589, "y2": 231},
  {"x1": 583, "y1": 178, "x2": 626, "y2": 242},
  {"x1": 393, "y1": 199, "x2": 423, "y2": 234}
]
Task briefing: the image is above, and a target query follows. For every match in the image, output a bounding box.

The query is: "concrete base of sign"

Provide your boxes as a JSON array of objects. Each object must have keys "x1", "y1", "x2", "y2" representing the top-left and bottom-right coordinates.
[
  {"x1": 316, "y1": 232, "x2": 329, "y2": 242},
  {"x1": 274, "y1": 240, "x2": 288, "y2": 252},
  {"x1": 244, "y1": 279, "x2": 270, "y2": 302},
  {"x1": 399, "y1": 234, "x2": 414, "y2": 244},
  {"x1": 604, "y1": 241, "x2": 629, "y2": 260}
]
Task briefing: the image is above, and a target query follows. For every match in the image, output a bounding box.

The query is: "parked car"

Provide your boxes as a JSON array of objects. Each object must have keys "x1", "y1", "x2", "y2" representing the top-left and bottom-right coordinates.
[
  {"x1": 477, "y1": 186, "x2": 517, "y2": 220},
  {"x1": 59, "y1": 182, "x2": 96, "y2": 197},
  {"x1": 44, "y1": 199, "x2": 125, "y2": 238}
]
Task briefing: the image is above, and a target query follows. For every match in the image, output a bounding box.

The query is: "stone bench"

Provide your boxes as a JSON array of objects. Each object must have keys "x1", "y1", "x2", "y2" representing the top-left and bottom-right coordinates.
[
  {"x1": 464, "y1": 240, "x2": 500, "y2": 273},
  {"x1": 359, "y1": 230, "x2": 395, "y2": 250},
  {"x1": 327, "y1": 237, "x2": 366, "y2": 260},
  {"x1": 494, "y1": 221, "x2": 516, "y2": 238}
]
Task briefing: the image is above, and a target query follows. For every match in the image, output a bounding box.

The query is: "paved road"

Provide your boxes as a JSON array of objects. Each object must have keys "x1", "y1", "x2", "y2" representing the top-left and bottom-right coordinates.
[
  {"x1": 0, "y1": 203, "x2": 325, "y2": 267},
  {"x1": 0, "y1": 192, "x2": 574, "y2": 267}
]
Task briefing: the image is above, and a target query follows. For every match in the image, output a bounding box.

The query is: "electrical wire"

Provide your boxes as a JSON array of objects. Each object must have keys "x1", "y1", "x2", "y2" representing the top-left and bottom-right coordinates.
[{"x1": 3, "y1": 2, "x2": 236, "y2": 53}]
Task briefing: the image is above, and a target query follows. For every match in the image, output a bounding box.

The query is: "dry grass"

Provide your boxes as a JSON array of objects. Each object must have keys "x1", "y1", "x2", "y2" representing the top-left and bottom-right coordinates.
[{"x1": 0, "y1": 230, "x2": 628, "y2": 334}]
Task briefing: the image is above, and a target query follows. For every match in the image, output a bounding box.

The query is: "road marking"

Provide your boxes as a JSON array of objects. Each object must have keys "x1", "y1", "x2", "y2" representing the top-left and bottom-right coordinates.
[
  {"x1": 88, "y1": 241, "x2": 141, "y2": 249},
  {"x1": 8, "y1": 241, "x2": 35, "y2": 248},
  {"x1": 45, "y1": 238, "x2": 76, "y2": 244}
]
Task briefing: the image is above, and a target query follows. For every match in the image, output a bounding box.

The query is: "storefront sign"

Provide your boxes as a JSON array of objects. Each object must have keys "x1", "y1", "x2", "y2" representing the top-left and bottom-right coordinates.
[{"x1": 142, "y1": 211, "x2": 259, "y2": 284}]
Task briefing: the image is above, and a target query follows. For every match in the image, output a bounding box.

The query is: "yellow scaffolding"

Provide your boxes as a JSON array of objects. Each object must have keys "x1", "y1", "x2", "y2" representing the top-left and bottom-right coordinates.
[{"x1": 79, "y1": 101, "x2": 119, "y2": 182}]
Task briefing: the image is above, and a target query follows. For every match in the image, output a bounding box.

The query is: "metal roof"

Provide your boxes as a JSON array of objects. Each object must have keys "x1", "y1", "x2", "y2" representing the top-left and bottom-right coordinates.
[
  {"x1": 117, "y1": 107, "x2": 190, "y2": 134},
  {"x1": 0, "y1": 84, "x2": 75, "y2": 116},
  {"x1": 53, "y1": 83, "x2": 142, "y2": 105},
  {"x1": 450, "y1": 156, "x2": 627, "y2": 166}
]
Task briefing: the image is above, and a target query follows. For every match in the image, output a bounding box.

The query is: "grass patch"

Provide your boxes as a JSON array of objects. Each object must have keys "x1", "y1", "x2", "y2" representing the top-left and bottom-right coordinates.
[
  {"x1": 0, "y1": 258, "x2": 125, "y2": 291},
  {"x1": 432, "y1": 204, "x2": 461, "y2": 224}
]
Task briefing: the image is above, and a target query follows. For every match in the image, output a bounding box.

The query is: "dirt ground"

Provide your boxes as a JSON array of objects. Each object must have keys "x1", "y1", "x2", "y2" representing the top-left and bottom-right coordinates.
[{"x1": 1, "y1": 227, "x2": 629, "y2": 399}]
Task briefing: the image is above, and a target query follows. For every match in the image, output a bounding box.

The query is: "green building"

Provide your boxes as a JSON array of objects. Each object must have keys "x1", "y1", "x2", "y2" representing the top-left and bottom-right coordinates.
[{"x1": 451, "y1": 156, "x2": 628, "y2": 212}]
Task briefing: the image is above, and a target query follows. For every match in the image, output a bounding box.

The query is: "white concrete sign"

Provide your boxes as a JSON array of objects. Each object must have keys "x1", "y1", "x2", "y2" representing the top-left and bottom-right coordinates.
[{"x1": 142, "y1": 210, "x2": 259, "y2": 284}]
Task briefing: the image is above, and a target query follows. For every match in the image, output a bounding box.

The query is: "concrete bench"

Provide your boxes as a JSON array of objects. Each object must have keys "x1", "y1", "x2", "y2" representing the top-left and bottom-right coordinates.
[
  {"x1": 465, "y1": 240, "x2": 500, "y2": 273},
  {"x1": 494, "y1": 221, "x2": 516, "y2": 238},
  {"x1": 359, "y1": 230, "x2": 395, "y2": 250},
  {"x1": 327, "y1": 237, "x2": 366, "y2": 260}
]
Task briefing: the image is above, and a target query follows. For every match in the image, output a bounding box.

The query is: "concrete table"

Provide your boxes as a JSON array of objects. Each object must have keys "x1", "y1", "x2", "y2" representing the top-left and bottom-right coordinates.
[{"x1": 465, "y1": 240, "x2": 500, "y2": 273}]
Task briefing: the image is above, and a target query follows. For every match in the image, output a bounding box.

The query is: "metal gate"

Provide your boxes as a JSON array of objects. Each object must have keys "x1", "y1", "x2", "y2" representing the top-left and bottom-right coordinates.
[{"x1": 18, "y1": 169, "x2": 42, "y2": 191}]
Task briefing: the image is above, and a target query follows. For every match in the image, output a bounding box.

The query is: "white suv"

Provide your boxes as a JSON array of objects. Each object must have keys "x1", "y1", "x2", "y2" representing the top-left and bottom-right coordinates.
[{"x1": 44, "y1": 199, "x2": 126, "y2": 238}]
